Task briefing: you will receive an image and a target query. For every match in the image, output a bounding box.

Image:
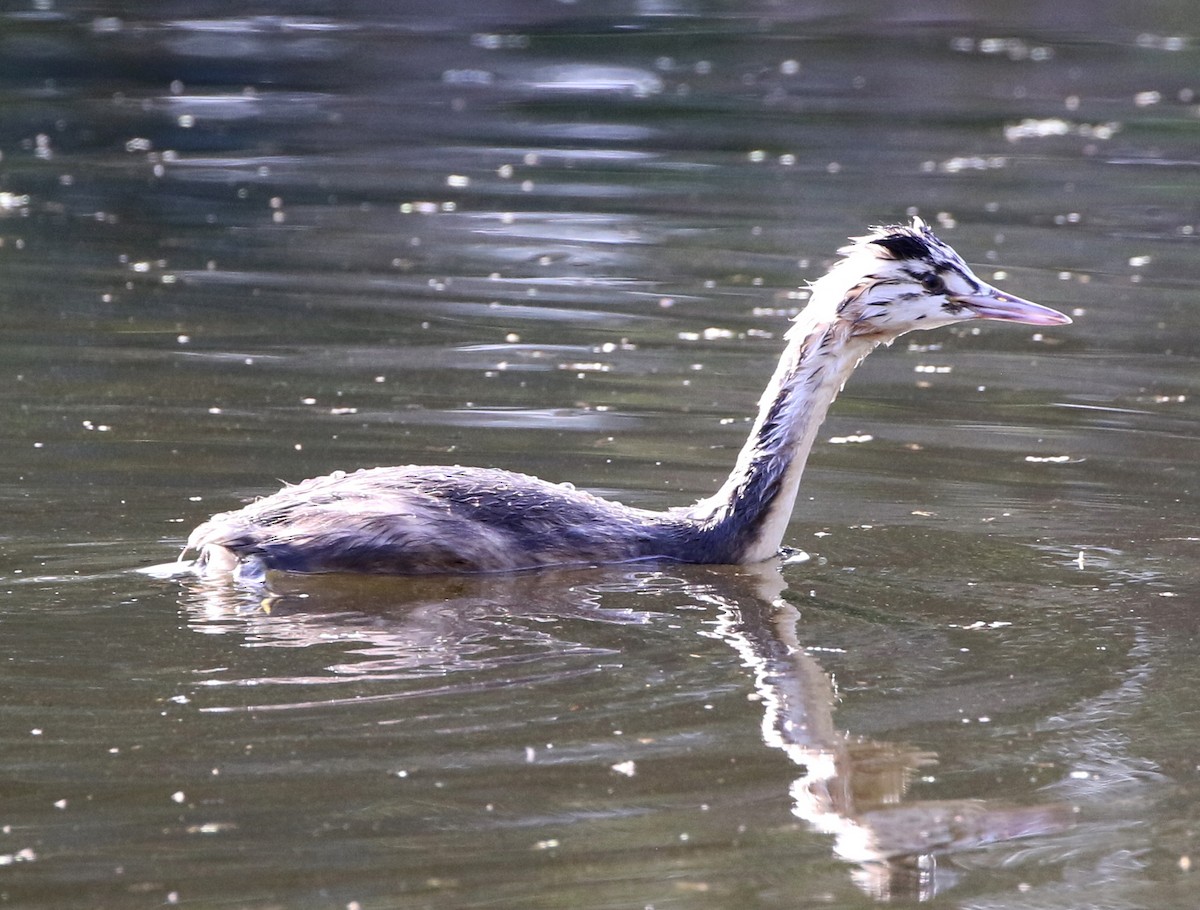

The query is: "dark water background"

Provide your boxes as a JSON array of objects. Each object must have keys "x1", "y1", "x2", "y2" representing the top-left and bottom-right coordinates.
[{"x1": 2, "y1": 2, "x2": 1199, "y2": 907}]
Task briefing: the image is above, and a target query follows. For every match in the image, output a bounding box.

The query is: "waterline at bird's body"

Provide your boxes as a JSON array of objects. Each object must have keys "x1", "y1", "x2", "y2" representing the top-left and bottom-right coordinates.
[{"x1": 184, "y1": 218, "x2": 1070, "y2": 580}]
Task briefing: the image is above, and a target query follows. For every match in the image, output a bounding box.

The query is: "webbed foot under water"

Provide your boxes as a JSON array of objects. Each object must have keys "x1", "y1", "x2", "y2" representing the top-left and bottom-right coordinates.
[{"x1": 184, "y1": 218, "x2": 1070, "y2": 580}]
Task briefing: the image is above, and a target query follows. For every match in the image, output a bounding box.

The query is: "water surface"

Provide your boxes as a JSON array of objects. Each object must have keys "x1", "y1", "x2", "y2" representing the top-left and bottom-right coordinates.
[{"x1": 2, "y1": 2, "x2": 1199, "y2": 907}]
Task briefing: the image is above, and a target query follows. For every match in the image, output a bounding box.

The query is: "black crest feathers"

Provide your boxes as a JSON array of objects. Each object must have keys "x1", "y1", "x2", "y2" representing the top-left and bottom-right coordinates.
[{"x1": 869, "y1": 223, "x2": 936, "y2": 262}]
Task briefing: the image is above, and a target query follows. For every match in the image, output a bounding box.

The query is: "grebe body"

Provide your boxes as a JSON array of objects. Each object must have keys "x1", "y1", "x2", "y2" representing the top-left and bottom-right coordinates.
[
  {"x1": 193, "y1": 465, "x2": 707, "y2": 576},
  {"x1": 186, "y1": 219, "x2": 1070, "y2": 579}
]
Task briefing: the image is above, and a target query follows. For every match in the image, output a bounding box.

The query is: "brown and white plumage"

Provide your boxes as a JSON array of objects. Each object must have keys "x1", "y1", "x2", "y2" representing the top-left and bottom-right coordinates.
[{"x1": 185, "y1": 218, "x2": 1070, "y2": 580}]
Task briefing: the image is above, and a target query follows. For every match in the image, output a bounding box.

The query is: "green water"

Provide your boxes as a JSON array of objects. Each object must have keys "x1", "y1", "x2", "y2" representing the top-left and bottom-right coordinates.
[{"x1": 2, "y1": 3, "x2": 1199, "y2": 907}]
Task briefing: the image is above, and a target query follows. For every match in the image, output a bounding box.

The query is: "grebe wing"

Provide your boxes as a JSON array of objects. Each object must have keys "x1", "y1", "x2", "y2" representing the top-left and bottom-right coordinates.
[{"x1": 187, "y1": 465, "x2": 675, "y2": 575}]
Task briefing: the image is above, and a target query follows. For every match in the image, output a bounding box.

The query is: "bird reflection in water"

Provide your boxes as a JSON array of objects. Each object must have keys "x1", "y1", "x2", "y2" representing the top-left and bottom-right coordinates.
[
  {"x1": 706, "y1": 565, "x2": 1073, "y2": 900},
  {"x1": 177, "y1": 563, "x2": 1071, "y2": 899}
]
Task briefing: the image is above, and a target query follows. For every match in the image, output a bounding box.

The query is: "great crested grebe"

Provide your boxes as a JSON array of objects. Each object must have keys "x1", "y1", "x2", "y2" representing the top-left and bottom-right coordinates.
[{"x1": 186, "y1": 218, "x2": 1070, "y2": 580}]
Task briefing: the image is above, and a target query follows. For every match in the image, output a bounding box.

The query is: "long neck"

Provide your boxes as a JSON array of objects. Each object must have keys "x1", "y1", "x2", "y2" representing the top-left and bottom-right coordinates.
[{"x1": 691, "y1": 310, "x2": 880, "y2": 562}]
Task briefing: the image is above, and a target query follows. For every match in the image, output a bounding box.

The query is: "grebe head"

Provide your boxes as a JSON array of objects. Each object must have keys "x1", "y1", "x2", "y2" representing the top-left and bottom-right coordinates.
[{"x1": 807, "y1": 217, "x2": 1072, "y2": 338}]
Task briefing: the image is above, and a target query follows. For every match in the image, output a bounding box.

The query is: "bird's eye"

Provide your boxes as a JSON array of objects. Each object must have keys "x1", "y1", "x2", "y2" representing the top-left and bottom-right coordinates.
[{"x1": 920, "y1": 272, "x2": 947, "y2": 294}]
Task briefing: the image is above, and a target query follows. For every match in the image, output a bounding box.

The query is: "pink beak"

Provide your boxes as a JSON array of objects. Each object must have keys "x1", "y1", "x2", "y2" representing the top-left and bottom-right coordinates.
[{"x1": 956, "y1": 286, "x2": 1072, "y2": 326}]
